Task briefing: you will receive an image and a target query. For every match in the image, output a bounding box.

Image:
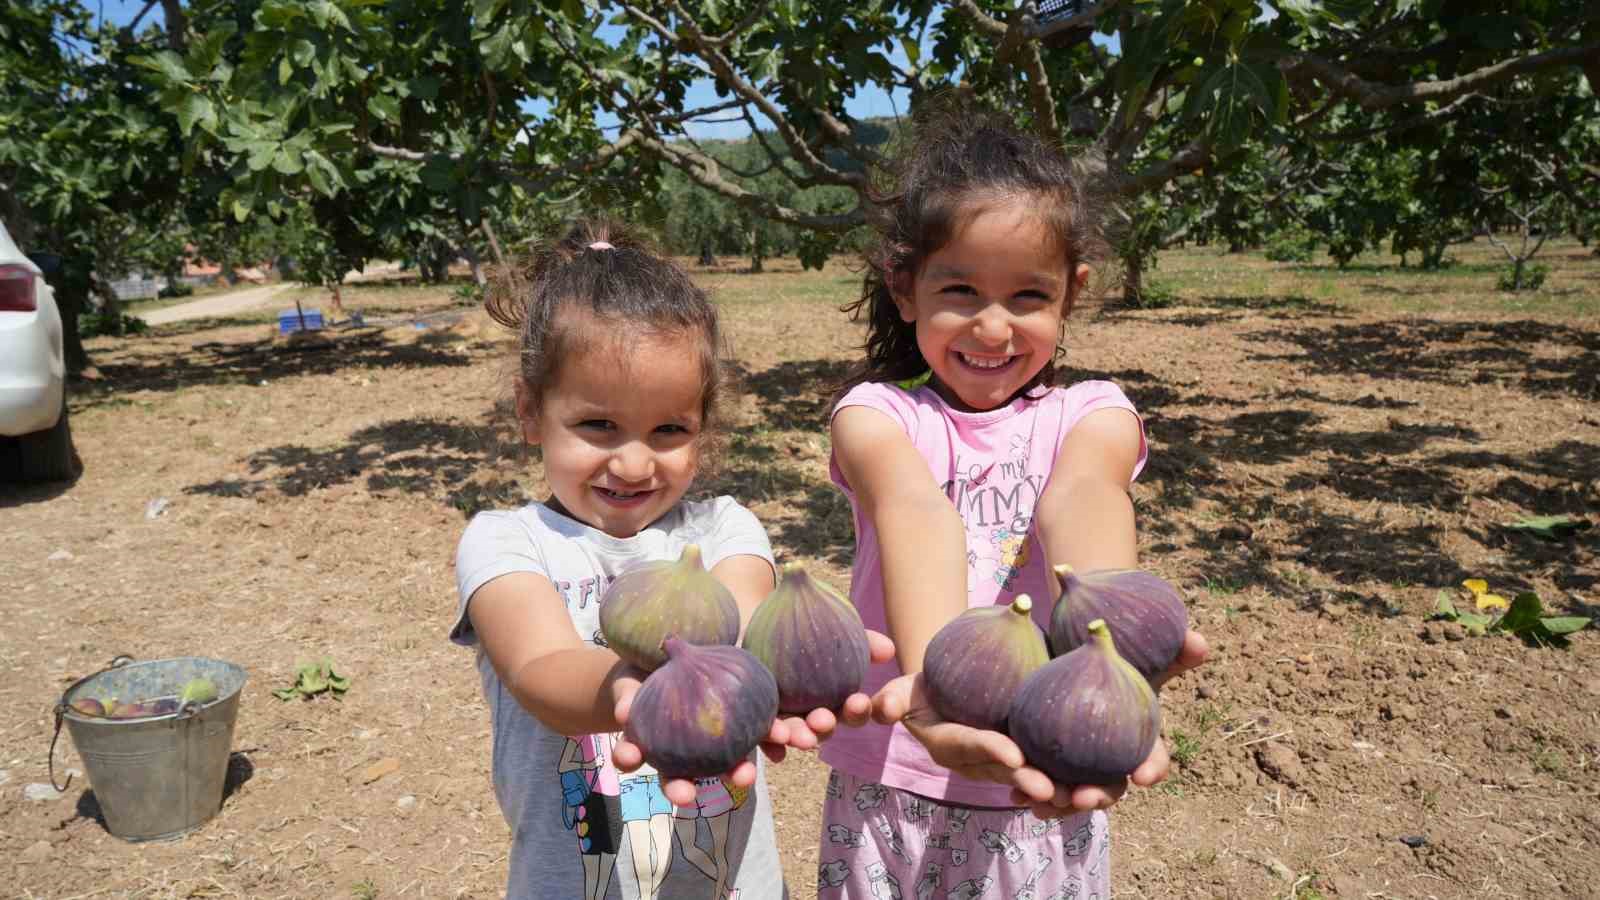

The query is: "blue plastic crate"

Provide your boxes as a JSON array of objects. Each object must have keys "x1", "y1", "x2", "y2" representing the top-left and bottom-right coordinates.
[{"x1": 278, "y1": 309, "x2": 324, "y2": 334}]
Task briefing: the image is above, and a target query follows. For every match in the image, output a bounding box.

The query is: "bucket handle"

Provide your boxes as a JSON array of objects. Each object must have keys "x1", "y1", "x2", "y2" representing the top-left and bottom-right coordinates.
[{"x1": 48, "y1": 655, "x2": 134, "y2": 792}]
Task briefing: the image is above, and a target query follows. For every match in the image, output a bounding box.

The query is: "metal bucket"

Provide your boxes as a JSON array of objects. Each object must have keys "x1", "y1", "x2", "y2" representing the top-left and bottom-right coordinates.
[{"x1": 53, "y1": 656, "x2": 248, "y2": 842}]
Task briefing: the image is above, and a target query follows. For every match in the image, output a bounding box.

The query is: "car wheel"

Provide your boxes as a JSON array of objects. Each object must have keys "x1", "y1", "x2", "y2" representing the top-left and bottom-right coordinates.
[{"x1": 3, "y1": 396, "x2": 81, "y2": 482}]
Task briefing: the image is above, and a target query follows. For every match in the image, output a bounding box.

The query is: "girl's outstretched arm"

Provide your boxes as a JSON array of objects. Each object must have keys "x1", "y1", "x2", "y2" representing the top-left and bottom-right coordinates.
[
  {"x1": 837, "y1": 407, "x2": 1055, "y2": 788},
  {"x1": 831, "y1": 405, "x2": 969, "y2": 673},
  {"x1": 467, "y1": 571, "x2": 638, "y2": 737},
  {"x1": 1024, "y1": 406, "x2": 1210, "y2": 815}
]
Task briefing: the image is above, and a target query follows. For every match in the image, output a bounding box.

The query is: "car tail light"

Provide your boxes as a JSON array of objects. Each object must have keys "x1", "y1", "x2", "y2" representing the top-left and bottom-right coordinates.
[{"x1": 0, "y1": 264, "x2": 38, "y2": 313}]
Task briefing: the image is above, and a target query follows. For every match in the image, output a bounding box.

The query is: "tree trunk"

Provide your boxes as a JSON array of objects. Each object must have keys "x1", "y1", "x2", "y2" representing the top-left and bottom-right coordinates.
[
  {"x1": 461, "y1": 243, "x2": 486, "y2": 287},
  {"x1": 697, "y1": 239, "x2": 716, "y2": 267},
  {"x1": 1512, "y1": 257, "x2": 1525, "y2": 291},
  {"x1": 1123, "y1": 253, "x2": 1143, "y2": 307},
  {"x1": 52, "y1": 252, "x2": 94, "y2": 374}
]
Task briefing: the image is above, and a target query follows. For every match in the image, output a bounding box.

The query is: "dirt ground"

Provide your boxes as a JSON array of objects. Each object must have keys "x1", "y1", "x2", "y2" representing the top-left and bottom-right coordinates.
[{"x1": 2, "y1": 244, "x2": 1596, "y2": 899}]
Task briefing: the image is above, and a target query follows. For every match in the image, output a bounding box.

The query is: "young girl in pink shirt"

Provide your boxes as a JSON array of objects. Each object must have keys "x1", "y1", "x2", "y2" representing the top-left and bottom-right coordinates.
[{"x1": 818, "y1": 102, "x2": 1210, "y2": 898}]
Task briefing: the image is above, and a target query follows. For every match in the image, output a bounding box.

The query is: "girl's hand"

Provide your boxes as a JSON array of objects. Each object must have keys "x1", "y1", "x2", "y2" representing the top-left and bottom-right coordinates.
[
  {"x1": 877, "y1": 628, "x2": 1210, "y2": 819},
  {"x1": 774, "y1": 629, "x2": 897, "y2": 747},
  {"x1": 609, "y1": 630, "x2": 895, "y2": 806}
]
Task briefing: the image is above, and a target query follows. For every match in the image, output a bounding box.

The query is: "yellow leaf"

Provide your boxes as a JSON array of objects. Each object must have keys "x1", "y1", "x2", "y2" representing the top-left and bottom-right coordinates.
[
  {"x1": 1462, "y1": 579, "x2": 1489, "y2": 595},
  {"x1": 1475, "y1": 593, "x2": 1509, "y2": 610}
]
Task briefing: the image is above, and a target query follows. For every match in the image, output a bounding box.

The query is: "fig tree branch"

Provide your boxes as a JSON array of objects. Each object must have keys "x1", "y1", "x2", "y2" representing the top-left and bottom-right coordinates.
[{"x1": 1280, "y1": 42, "x2": 1600, "y2": 110}]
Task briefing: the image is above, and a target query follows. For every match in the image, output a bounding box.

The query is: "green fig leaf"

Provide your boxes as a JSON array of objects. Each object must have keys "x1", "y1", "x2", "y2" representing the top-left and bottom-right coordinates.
[
  {"x1": 1492, "y1": 592, "x2": 1546, "y2": 635},
  {"x1": 1432, "y1": 590, "x2": 1460, "y2": 620},
  {"x1": 1505, "y1": 514, "x2": 1591, "y2": 541},
  {"x1": 1538, "y1": 616, "x2": 1592, "y2": 635}
]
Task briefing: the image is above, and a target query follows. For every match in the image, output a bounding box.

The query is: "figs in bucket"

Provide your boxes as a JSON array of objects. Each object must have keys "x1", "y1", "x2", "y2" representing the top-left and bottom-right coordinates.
[
  {"x1": 1009, "y1": 618, "x2": 1161, "y2": 785},
  {"x1": 599, "y1": 545, "x2": 740, "y2": 672},
  {"x1": 1049, "y1": 565, "x2": 1188, "y2": 681},
  {"x1": 741, "y1": 564, "x2": 871, "y2": 714},
  {"x1": 921, "y1": 595, "x2": 1051, "y2": 732},
  {"x1": 623, "y1": 637, "x2": 779, "y2": 778}
]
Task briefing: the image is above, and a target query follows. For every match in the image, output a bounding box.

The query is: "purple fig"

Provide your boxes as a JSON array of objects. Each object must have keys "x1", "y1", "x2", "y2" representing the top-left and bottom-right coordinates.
[
  {"x1": 1049, "y1": 565, "x2": 1188, "y2": 681},
  {"x1": 623, "y1": 637, "x2": 779, "y2": 778},
  {"x1": 741, "y1": 564, "x2": 870, "y2": 715},
  {"x1": 1009, "y1": 618, "x2": 1161, "y2": 786},
  {"x1": 921, "y1": 595, "x2": 1051, "y2": 733},
  {"x1": 599, "y1": 545, "x2": 741, "y2": 672},
  {"x1": 69, "y1": 698, "x2": 106, "y2": 717}
]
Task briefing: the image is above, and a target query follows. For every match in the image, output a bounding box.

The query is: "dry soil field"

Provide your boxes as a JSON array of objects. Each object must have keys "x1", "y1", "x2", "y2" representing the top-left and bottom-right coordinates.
[{"x1": 2, "y1": 241, "x2": 1597, "y2": 899}]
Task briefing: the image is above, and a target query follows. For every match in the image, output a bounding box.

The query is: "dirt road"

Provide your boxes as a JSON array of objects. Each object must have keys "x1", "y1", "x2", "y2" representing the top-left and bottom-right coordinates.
[
  {"x1": 140, "y1": 264, "x2": 403, "y2": 326},
  {"x1": 138, "y1": 283, "x2": 292, "y2": 326}
]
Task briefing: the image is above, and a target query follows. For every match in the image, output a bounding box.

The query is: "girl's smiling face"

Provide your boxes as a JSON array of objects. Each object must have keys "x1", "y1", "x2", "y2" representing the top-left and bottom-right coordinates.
[
  {"x1": 893, "y1": 202, "x2": 1088, "y2": 413},
  {"x1": 520, "y1": 326, "x2": 706, "y2": 538}
]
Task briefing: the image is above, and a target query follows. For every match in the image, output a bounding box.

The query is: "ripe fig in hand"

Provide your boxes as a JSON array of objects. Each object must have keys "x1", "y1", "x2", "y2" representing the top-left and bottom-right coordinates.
[
  {"x1": 599, "y1": 545, "x2": 740, "y2": 672},
  {"x1": 1049, "y1": 565, "x2": 1188, "y2": 681},
  {"x1": 741, "y1": 564, "x2": 870, "y2": 714},
  {"x1": 1009, "y1": 618, "x2": 1161, "y2": 786},
  {"x1": 921, "y1": 595, "x2": 1051, "y2": 733},
  {"x1": 623, "y1": 637, "x2": 779, "y2": 778}
]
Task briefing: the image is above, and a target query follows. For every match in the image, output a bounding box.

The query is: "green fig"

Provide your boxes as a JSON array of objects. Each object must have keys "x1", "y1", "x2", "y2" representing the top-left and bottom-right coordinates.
[
  {"x1": 1049, "y1": 565, "x2": 1188, "y2": 681},
  {"x1": 179, "y1": 677, "x2": 218, "y2": 706},
  {"x1": 741, "y1": 564, "x2": 871, "y2": 714},
  {"x1": 1009, "y1": 619, "x2": 1161, "y2": 786},
  {"x1": 623, "y1": 636, "x2": 779, "y2": 778},
  {"x1": 599, "y1": 545, "x2": 741, "y2": 672},
  {"x1": 921, "y1": 595, "x2": 1051, "y2": 733}
]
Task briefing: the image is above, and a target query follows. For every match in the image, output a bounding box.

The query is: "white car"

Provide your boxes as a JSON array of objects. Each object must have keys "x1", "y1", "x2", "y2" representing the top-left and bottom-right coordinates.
[{"x1": 0, "y1": 220, "x2": 79, "y2": 482}]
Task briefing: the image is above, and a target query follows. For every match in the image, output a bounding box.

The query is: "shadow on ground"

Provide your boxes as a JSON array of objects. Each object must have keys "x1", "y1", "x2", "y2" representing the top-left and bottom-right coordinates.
[
  {"x1": 726, "y1": 347, "x2": 1598, "y2": 613},
  {"x1": 77, "y1": 332, "x2": 476, "y2": 409},
  {"x1": 1242, "y1": 319, "x2": 1600, "y2": 401},
  {"x1": 185, "y1": 414, "x2": 526, "y2": 518}
]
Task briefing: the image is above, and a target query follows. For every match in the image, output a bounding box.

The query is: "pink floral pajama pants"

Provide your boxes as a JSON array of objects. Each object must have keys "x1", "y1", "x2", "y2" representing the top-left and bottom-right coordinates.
[{"x1": 817, "y1": 769, "x2": 1110, "y2": 899}]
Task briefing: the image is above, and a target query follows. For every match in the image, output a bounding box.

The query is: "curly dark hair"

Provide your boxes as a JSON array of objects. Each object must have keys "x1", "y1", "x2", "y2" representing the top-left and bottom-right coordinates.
[
  {"x1": 484, "y1": 216, "x2": 729, "y2": 443},
  {"x1": 840, "y1": 98, "x2": 1111, "y2": 400}
]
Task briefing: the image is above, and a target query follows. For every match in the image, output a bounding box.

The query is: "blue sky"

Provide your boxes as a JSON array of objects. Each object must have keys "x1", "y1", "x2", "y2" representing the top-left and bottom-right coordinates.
[{"x1": 92, "y1": 0, "x2": 1110, "y2": 139}]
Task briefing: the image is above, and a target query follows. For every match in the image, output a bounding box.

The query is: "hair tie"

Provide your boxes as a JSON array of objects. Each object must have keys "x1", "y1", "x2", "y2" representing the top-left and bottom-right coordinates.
[{"x1": 587, "y1": 241, "x2": 614, "y2": 251}]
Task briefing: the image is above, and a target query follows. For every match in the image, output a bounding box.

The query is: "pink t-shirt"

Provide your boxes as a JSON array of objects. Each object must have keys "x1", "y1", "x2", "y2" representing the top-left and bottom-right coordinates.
[{"x1": 822, "y1": 379, "x2": 1147, "y2": 806}]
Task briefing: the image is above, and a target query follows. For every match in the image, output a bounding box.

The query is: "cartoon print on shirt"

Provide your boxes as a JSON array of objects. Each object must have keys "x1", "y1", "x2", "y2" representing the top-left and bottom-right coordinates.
[
  {"x1": 818, "y1": 860, "x2": 851, "y2": 891},
  {"x1": 616, "y1": 760, "x2": 673, "y2": 898},
  {"x1": 950, "y1": 848, "x2": 969, "y2": 867},
  {"x1": 914, "y1": 862, "x2": 944, "y2": 900},
  {"x1": 946, "y1": 875, "x2": 994, "y2": 899},
  {"x1": 1027, "y1": 816, "x2": 1061, "y2": 838},
  {"x1": 826, "y1": 770, "x2": 844, "y2": 799},
  {"x1": 556, "y1": 735, "x2": 621, "y2": 900},
  {"x1": 907, "y1": 796, "x2": 935, "y2": 820},
  {"x1": 865, "y1": 861, "x2": 904, "y2": 899},
  {"x1": 673, "y1": 777, "x2": 739, "y2": 898},
  {"x1": 827, "y1": 824, "x2": 866, "y2": 848},
  {"x1": 979, "y1": 828, "x2": 1025, "y2": 864}
]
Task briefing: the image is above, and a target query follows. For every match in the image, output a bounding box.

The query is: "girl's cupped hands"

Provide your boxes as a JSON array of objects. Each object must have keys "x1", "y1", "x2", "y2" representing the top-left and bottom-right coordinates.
[{"x1": 872, "y1": 628, "x2": 1209, "y2": 818}]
